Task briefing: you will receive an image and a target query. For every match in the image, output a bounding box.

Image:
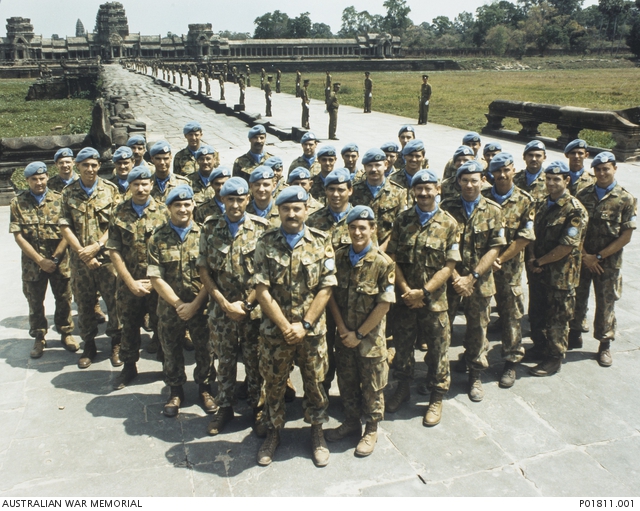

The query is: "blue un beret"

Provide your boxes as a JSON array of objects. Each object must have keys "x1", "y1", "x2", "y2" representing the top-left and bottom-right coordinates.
[
  {"x1": 564, "y1": 139, "x2": 588, "y2": 154},
  {"x1": 380, "y1": 141, "x2": 400, "y2": 153},
  {"x1": 248, "y1": 125, "x2": 266, "y2": 138},
  {"x1": 275, "y1": 185, "x2": 308, "y2": 205},
  {"x1": 300, "y1": 132, "x2": 317, "y2": 144},
  {"x1": 483, "y1": 142, "x2": 502, "y2": 154},
  {"x1": 411, "y1": 169, "x2": 439, "y2": 186},
  {"x1": 453, "y1": 145, "x2": 475, "y2": 161},
  {"x1": 195, "y1": 145, "x2": 216, "y2": 160},
  {"x1": 398, "y1": 125, "x2": 415, "y2": 137},
  {"x1": 220, "y1": 177, "x2": 249, "y2": 196},
  {"x1": 54, "y1": 148, "x2": 73, "y2": 162},
  {"x1": 362, "y1": 148, "x2": 387, "y2": 165},
  {"x1": 402, "y1": 139, "x2": 425, "y2": 156},
  {"x1": 524, "y1": 140, "x2": 546, "y2": 154},
  {"x1": 545, "y1": 161, "x2": 570, "y2": 175},
  {"x1": 150, "y1": 141, "x2": 171, "y2": 157},
  {"x1": 462, "y1": 132, "x2": 481, "y2": 145},
  {"x1": 165, "y1": 185, "x2": 194, "y2": 205},
  {"x1": 324, "y1": 168, "x2": 351, "y2": 188},
  {"x1": 126, "y1": 135, "x2": 146, "y2": 147},
  {"x1": 341, "y1": 143, "x2": 359, "y2": 155},
  {"x1": 591, "y1": 151, "x2": 616, "y2": 167},
  {"x1": 347, "y1": 205, "x2": 375, "y2": 224},
  {"x1": 317, "y1": 145, "x2": 337, "y2": 158},
  {"x1": 287, "y1": 166, "x2": 311, "y2": 183},
  {"x1": 24, "y1": 161, "x2": 48, "y2": 178},
  {"x1": 264, "y1": 156, "x2": 283, "y2": 170},
  {"x1": 249, "y1": 165, "x2": 275, "y2": 183},
  {"x1": 183, "y1": 121, "x2": 202, "y2": 135},
  {"x1": 75, "y1": 147, "x2": 100, "y2": 163},
  {"x1": 112, "y1": 146, "x2": 133, "y2": 163},
  {"x1": 127, "y1": 165, "x2": 153, "y2": 183},
  {"x1": 209, "y1": 166, "x2": 232, "y2": 182},
  {"x1": 456, "y1": 160, "x2": 485, "y2": 179},
  {"x1": 489, "y1": 152, "x2": 515, "y2": 173}
]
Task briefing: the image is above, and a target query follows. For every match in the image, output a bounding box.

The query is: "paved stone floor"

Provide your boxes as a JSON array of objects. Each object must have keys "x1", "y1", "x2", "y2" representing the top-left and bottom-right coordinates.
[{"x1": 1, "y1": 64, "x2": 639, "y2": 497}]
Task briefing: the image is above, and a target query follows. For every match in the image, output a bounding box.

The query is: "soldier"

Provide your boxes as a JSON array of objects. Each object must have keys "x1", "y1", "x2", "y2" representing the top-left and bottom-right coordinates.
[
  {"x1": 324, "y1": 70, "x2": 332, "y2": 105},
  {"x1": 440, "y1": 145, "x2": 477, "y2": 202},
  {"x1": 232, "y1": 125, "x2": 274, "y2": 182},
  {"x1": 275, "y1": 68, "x2": 282, "y2": 93},
  {"x1": 341, "y1": 143, "x2": 362, "y2": 183},
  {"x1": 246, "y1": 166, "x2": 280, "y2": 228},
  {"x1": 197, "y1": 71, "x2": 203, "y2": 95},
  {"x1": 218, "y1": 73, "x2": 225, "y2": 101},
  {"x1": 245, "y1": 64, "x2": 251, "y2": 87},
  {"x1": 48, "y1": 148, "x2": 77, "y2": 192},
  {"x1": 482, "y1": 142, "x2": 502, "y2": 184},
  {"x1": 394, "y1": 126, "x2": 429, "y2": 172},
  {"x1": 264, "y1": 76, "x2": 273, "y2": 117},
  {"x1": 513, "y1": 140, "x2": 548, "y2": 207},
  {"x1": 301, "y1": 79, "x2": 311, "y2": 129},
  {"x1": 107, "y1": 146, "x2": 134, "y2": 196},
  {"x1": 363, "y1": 72, "x2": 372, "y2": 113},
  {"x1": 187, "y1": 66, "x2": 192, "y2": 89},
  {"x1": 380, "y1": 142, "x2": 400, "y2": 177},
  {"x1": 570, "y1": 152, "x2": 636, "y2": 367},
  {"x1": 194, "y1": 166, "x2": 232, "y2": 225},
  {"x1": 527, "y1": 161, "x2": 588, "y2": 376},
  {"x1": 389, "y1": 139, "x2": 427, "y2": 205},
  {"x1": 59, "y1": 147, "x2": 122, "y2": 369},
  {"x1": 289, "y1": 132, "x2": 321, "y2": 176},
  {"x1": 11, "y1": 162, "x2": 76, "y2": 358},
  {"x1": 173, "y1": 121, "x2": 204, "y2": 177},
  {"x1": 188, "y1": 145, "x2": 218, "y2": 215},
  {"x1": 263, "y1": 156, "x2": 285, "y2": 198},
  {"x1": 126, "y1": 135, "x2": 153, "y2": 172},
  {"x1": 205, "y1": 71, "x2": 211, "y2": 96},
  {"x1": 325, "y1": 205, "x2": 395, "y2": 455},
  {"x1": 350, "y1": 148, "x2": 407, "y2": 250},
  {"x1": 149, "y1": 141, "x2": 190, "y2": 203},
  {"x1": 309, "y1": 145, "x2": 338, "y2": 206},
  {"x1": 198, "y1": 177, "x2": 270, "y2": 436},
  {"x1": 327, "y1": 83, "x2": 340, "y2": 141},
  {"x1": 288, "y1": 167, "x2": 324, "y2": 214},
  {"x1": 147, "y1": 185, "x2": 216, "y2": 416},
  {"x1": 418, "y1": 75, "x2": 431, "y2": 125},
  {"x1": 481, "y1": 153, "x2": 535, "y2": 388},
  {"x1": 295, "y1": 70, "x2": 302, "y2": 97},
  {"x1": 238, "y1": 74, "x2": 246, "y2": 109},
  {"x1": 253, "y1": 186, "x2": 337, "y2": 467},
  {"x1": 231, "y1": 65, "x2": 238, "y2": 84},
  {"x1": 108, "y1": 166, "x2": 169, "y2": 390},
  {"x1": 260, "y1": 67, "x2": 266, "y2": 90},
  {"x1": 441, "y1": 160, "x2": 506, "y2": 402},
  {"x1": 564, "y1": 139, "x2": 596, "y2": 196},
  {"x1": 386, "y1": 169, "x2": 460, "y2": 424}
]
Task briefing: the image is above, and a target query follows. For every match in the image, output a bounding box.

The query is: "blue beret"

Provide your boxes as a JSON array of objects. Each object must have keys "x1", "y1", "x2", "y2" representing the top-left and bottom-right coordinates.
[
  {"x1": 591, "y1": 151, "x2": 616, "y2": 167},
  {"x1": 380, "y1": 141, "x2": 400, "y2": 153},
  {"x1": 126, "y1": 135, "x2": 146, "y2": 147},
  {"x1": 362, "y1": 148, "x2": 387, "y2": 165},
  {"x1": 402, "y1": 139, "x2": 425, "y2": 156},
  {"x1": 341, "y1": 143, "x2": 359, "y2": 154},
  {"x1": 150, "y1": 141, "x2": 171, "y2": 157},
  {"x1": 127, "y1": 165, "x2": 153, "y2": 183},
  {"x1": 209, "y1": 166, "x2": 232, "y2": 182},
  {"x1": 288, "y1": 166, "x2": 311, "y2": 183},
  {"x1": 183, "y1": 121, "x2": 202, "y2": 135},
  {"x1": 165, "y1": 185, "x2": 194, "y2": 205},
  {"x1": 54, "y1": 148, "x2": 73, "y2": 162},
  {"x1": 275, "y1": 185, "x2": 308, "y2": 205},
  {"x1": 75, "y1": 147, "x2": 100, "y2": 163},
  {"x1": 347, "y1": 205, "x2": 375, "y2": 224},
  {"x1": 248, "y1": 125, "x2": 266, "y2": 138},
  {"x1": 24, "y1": 161, "x2": 48, "y2": 178},
  {"x1": 249, "y1": 165, "x2": 275, "y2": 183},
  {"x1": 462, "y1": 132, "x2": 481, "y2": 144},
  {"x1": 324, "y1": 168, "x2": 351, "y2": 188},
  {"x1": 483, "y1": 142, "x2": 502, "y2": 154},
  {"x1": 456, "y1": 160, "x2": 485, "y2": 179},
  {"x1": 195, "y1": 145, "x2": 216, "y2": 160},
  {"x1": 488, "y1": 152, "x2": 515, "y2": 173},
  {"x1": 300, "y1": 132, "x2": 317, "y2": 144},
  {"x1": 112, "y1": 146, "x2": 133, "y2": 163},
  {"x1": 264, "y1": 156, "x2": 283, "y2": 169},
  {"x1": 564, "y1": 139, "x2": 588, "y2": 154},
  {"x1": 524, "y1": 140, "x2": 546, "y2": 154},
  {"x1": 545, "y1": 161, "x2": 570, "y2": 175},
  {"x1": 317, "y1": 145, "x2": 337, "y2": 158},
  {"x1": 453, "y1": 145, "x2": 475, "y2": 160},
  {"x1": 398, "y1": 125, "x2": 415, "y2": 136},
  {"x1": 411, "y1": 169, "x2": 439, "y2": 186},
  {"x1": 220, "y1": 177, "x2": 249, "y2": 196}
]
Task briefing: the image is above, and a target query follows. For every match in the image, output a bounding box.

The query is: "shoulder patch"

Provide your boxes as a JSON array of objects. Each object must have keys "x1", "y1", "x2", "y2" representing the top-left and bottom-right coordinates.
[
  {"x1": 529, "y1": 209, "x2": 535, "y2": 220},
  {"x1": 567, "y1": 226, "x2": 579, "y2": 237},
  {"x1": 387, "y1": 271, "x2": 395, "y2": 284},
  {"x1": 384, "y1": 285, "x2": 394, "y2": 294},
  {"x1": 325, "y1": 244, "x2": 334, "y2": 258},
  {"x1": 324, "y1": 258, "x2": 335, "y2": 271},
  {"x1": 571, "y1": 217, "x2": 581, "y2": 227}
]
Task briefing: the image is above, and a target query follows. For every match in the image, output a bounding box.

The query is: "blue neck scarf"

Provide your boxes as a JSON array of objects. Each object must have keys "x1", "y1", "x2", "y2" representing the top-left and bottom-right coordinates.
[
  {"x1": 189, "y1": 147, "x2": 198, "y2": 158},
  {"x1": 117, "y1": 177, "x2": 129, "y2": 191},
  {"x1": 253, "y1": 200, "x2": 273, "y2": 218},
  {"x1": 461, "y1": 196, "x2": 481, "y2": 217},
  {"x1": 415, "y1": 204, "x2": 438, "y2": 226},
  {"x1": 367, "y1": 179, "x2": 385, "y2": 199},
  {"x1": 403, "y1": 169, "x2": 413, "y2": 188},
  {"x1": 156, "y1": 175, "x2": 170, "y2": 193},
  {"x1": 80, "y1": 179, "x2": 98, "y2": 197},
  {"x1": 215, "y1": 197, "x2": 226, "y2": 213},
  {"x1": 170, "y1": 220, "x2": 193, "y2": 242},
  {"x1": 491, "y1": 185, "x2": 514, "y2": 205},
  {"x1": 224, "y1": 213, "x2": 245, "y2": 238},
  {"x1": 304, "y1": 155, "x2": 315, "y2": 166},
  {"x1": 330, "y1": 204, "x2": 351, "y2": 223},
  {"x1": 569, "y1": 167, "x2": 584, "y2": 185},
  {"x1": 131, "y1": 198, "x2": 150, "y2": 218},
  {"x1": 595, "y1": 180, "x2": 616, "y2": 201},
  {"x1": 30, "y1": 189, "x2": 47, "y2": 205},
  {"x1": 547, "y1": 198, "x2": 557, "y2": 209},
  {"x1": 281, "y1": 226, "x2": 305, "y2": 250},
  {"x1": 198, "y1": 172, "x2": 210, "y2": 187},
  {"x1": 250, "y1": 151, "x2": 264, "y2": 164},
  {"x1": 349, "y1": 242, "x2": 372, "y2": 266},
  {"x1": 526, "y1": 168, "x2": 543, "y2": 187},
  {"x1": 319, "y1": 173, "x2": 327, "y2": 185},
  {"x1": 61, "y1": 174, "x2": 76, "y2": 186}
]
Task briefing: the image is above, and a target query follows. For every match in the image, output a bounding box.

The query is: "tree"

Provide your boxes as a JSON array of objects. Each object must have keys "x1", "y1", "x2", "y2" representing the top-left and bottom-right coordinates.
[
  {"x1": 473, "y1": 1, "x2": 525, "y2": 46},
  {"x1": 310, "y1": 23, "x2": 333, "y2": 38},
  {"x1": 287, "y1": 12, "x2": 312, "y2": 38},
  {"x1": 626, "y1": 10, "x2": 640, "y2": 56},
  {"x1": 485, "y1": 24, "x2": 511, "y2": 55},
  {"x1": 431, "y1": 16, "x2": 454, "y2": 37},
  {"x1": 253, "y1": 10, "x2": 290, "y2": 39},
  {"x1": 339, "y1": 6, "x2": 359, "y2": 37},
  {"x1": 338, "y1": 6, "x2": 383, "y2": 36},
  {"x1": 382, "y1": 0, "x2": 412, "y2": 35}
]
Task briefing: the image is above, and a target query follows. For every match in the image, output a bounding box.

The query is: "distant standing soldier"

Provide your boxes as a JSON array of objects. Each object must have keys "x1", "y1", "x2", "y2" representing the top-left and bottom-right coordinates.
[
  {"x1": 260, "y1": 67, "x2": 266, "y2": 90},
  {"x1": 276, "y1": 68, "x2": 282, "y2": 93},
  {"x1": 264, "y1": 76, "x2": 273, "y2": 117},
  {"x1": 238, "y1": 74, "x2": 246, "y2": 109},
  {"x1": 187, "y1": 67, "x2": 192, "y2": 89},
  {"x1": 205, "y1": 71, "x2": 211, "y2": 96},
  {"x1": 301, "y1": 79, "x2": 311, "y2": 129},
  {"x1": 325, "y1": 70, "x2": 332, "y2": 106},
  {"x1": 218, "y1": 73, "x2": 225, "y2": 101},
  {"x1": 418, "y1": 75, "x2": 431, "y2": 125},
  {"x1": 231, "y1": 66, "x2": 238, "y2": 84},
  {"x1": 296, "y1": 70, "x2": 302, "y2": 97},
  {"x1": 327, "y1": 83, "x2": 341, "y2": 141},
  {"x1": 245, "y1": 64, "x2": 251, "y2": 87},
  {"x1": 363, "y1": 72, "x2": 372, "y2": 113}
]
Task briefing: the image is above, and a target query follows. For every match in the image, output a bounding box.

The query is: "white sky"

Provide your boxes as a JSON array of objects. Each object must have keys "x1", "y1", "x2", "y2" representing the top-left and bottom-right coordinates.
[{"x1": 1, "y1": 0, "x2": 599, "y2": 37}]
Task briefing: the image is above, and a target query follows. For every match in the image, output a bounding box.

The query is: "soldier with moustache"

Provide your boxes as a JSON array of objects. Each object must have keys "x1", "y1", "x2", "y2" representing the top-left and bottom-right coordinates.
[
  {"x1": 289, "y1": 132, "x2": 322, "y2": 177},
  {"x1": 149, "y1": 141, "x2": 190, "y2": 203},
  {"x1": 232, "y1": 125, "x2": 274, "y2": 182},
  {"x1": 173, "y1": 121, "x2": 205, "y2": 177}
]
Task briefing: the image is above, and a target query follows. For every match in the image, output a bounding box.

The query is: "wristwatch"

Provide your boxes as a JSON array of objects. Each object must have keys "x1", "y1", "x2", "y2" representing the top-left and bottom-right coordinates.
[
  {"x1": 596, "y1": 254, "x2": 603, "y2": 261},
  {"x1": 422, "y1": 288, "x2": 431, "y2": 300},
  {"x1": 51, "y1": 256, "x2": 60, "y2": 265},
  {"x1": 98, "y1": 241, "x2": 105, "y2": 250},
  {"x1": 243, "y1": 300, "x2": 257, "y2": 312},
  {"x1": 532, "y1": 260, "x2": 541, "y2": 268},
  {"x1": 355, "y1": 330, "x2": 365, "y2": 340},
  {"x1": 302, "y1": 320, "x2": 313, "y2": 331},
  {"x1": 471, "y1": 271, "x2": 480, "y2": 280}
]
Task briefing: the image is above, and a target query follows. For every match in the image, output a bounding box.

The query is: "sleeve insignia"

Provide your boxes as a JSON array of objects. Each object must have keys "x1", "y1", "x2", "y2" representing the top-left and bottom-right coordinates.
[
  {"x1": 325, "y1": 245, "x2": 334, "y2": 258},
  {"x1": 567, "y1": 227, "x2": 579, "y2": 237},
  {"x1": 324, "y1": 258, "x2": 335, "y2": 271},
  {"x1": 529, "y1": 209, "x2": 535, "y2": 220},
  {"x1": 388, "y1": 271, "x2": 395, "y2": 284},
  {"x1": 571, "y1": 217, "x2": 581, "y2": 227}
]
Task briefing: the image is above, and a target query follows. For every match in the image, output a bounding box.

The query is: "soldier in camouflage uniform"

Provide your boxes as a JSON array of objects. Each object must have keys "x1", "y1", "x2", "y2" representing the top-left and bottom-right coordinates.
[
  {"x1": 107, "y1": 166, "x2": 169, "y2": 390},
  {"x1": 527, "y1": 161, "x2": 589, "y2": 376},
  {"x1": 513, "y1": 140, "x2": 547, "y2": 207},
  {"x1": 309, "y1": 145, "x2": 338, "y2": 205},
  {"x1": 440, "y1": 146, "x2": 486, "y2": 202},
  {"x1": 441, "y1": 160, "x2": 506, "y2": 402},
  {"x1": 194, "y1": 166, "x2": 231, "y2": 225},
  {"x1": 48, "y1": 148, "x2": 77, "y2": 192},
  {"x1": 149, "y1": 141, "x2": 190, "y2": 204},
  {"x1": 232, "y1": 125, "x2": 274, "y2": 182},
  {"x1": 287, "y1": 167, "x2": 324, "y2": 214},
  {"x1": 341, "y1": 143, "x2": 363, "y2": 183},
  {"x1": 10, "y1": 162, "x2": 76, "y2": 358},
  {"x1": 246, "y1": 166, "x2": 280, "y2": 228},
  {"x1": 481, "y1": 153, "x2": 535, "y2": 388},
  {"x1": 107, "y1": 146, "x2": 134, "y2": 196},
  {"x1": 564, "y1": 139, "x2": 596, "y2": 197},
  {"x1": 147, "y1": 185, "x2": 216, "y2": 417},
  {"x1": 253, "y1": 186, "x2": 337, "y2": 467},
  {"x1": 389, "y1": 139, "x2": 427, "y2": 206},
  {"x1": 481, "y1": 142, "x2": 502, "y2": 184},
  {"x1": 325, "y1": 206, "x2": 394, "y2": 456},
  {"x1": 442, "y1": 132, "x2": 486, "y2": 184},
  {"x1": 187, "y1": 145, "x2": 218, "y2": 216},
  {"x1": 263, "y1": 156, "x2": 285, "y2": 199},
  {"x1": 380, "y1": 142, "x2": 400, "y2": 178},
  {"x1": 126, "y1": 135, "x2": 155, "y2": 172},
  {"x1": 386, "y1": 169, "x2": 460, "y2": 425},
  {"x1": 289, "y1": 132, "x2": 322, "y2": 177},
  {"x1": 393, "y1": 126, "x2": 430, "y2": 172},
  {"x1": 173, "y1": 121, "x2": 204, "y2": 177},
  {"x1": 59, "y1": 147, "x2": 122, "y2": 369},
  {"x1": 570, "y1": 152, "x2": 636, "y2": 367},
  {"x1": 198, "y1": 177, "x2": 270, "y2": 436}
]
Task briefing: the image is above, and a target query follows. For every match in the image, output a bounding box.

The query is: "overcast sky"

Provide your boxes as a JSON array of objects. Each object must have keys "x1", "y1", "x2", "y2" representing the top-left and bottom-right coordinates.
[{"x1": 1, "y1": 0, "x2": 598, "y2": 37}]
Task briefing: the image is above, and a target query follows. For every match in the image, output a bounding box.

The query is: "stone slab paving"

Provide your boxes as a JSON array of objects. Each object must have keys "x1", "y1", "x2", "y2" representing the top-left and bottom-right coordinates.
[{"x1": 1, "y1": 64, "x2": 639, "y2": 497}]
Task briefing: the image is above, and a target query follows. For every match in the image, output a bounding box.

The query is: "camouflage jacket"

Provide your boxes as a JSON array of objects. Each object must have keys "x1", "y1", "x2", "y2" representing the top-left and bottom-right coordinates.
[
  {"x1": 306, "y1": 206, "x2": 352, "y2": 250},
  {"x1": 569, "y1": 170, "x2": 595, "y2": 197},
  {"x1": 106, "y1": 174, "x2": 129, "y2": 195},
  {"x1": 253, "y1": 226, "x2": 338, "y2": 338},
  {"x1": 350, "y1": 178, "x2": 407, "y2": 244},
  {"x1": 232, "y1": 151, "x2": 274, "y2": 182},
  {"x1": 272, "y1": 178, "x2": 286, "y2": 198},
  {"x1": 576, "y1": 183, "x2": 637, "y2": 271},
  {"x1": 513, "y1": 169, "x2": 547, "y2": 206},
  {"x1": 309, "y1": 173, "x2": 329, "y2": 205},
  {"x1": 389, "y1": 169, "x2": 416, "y2": 205},
  {"x1": 246, "y1": 200, "x2": 281, "y2": 228},
  {"x1": 288, "y1": 155, "x2": 321, "y2": 176},
  {"x1": 387, "y1": 207, "x2": 461, "y2": 311},
  {"x1": 47, "y1": 173, "x2": 78, "y2": 193},
  {"x1": 150, "y1": 173, "x2": 190, "y2": 203},
  {"x1": 442, "y1": 175, "x2": 491, "y2": 202},
  {"x1": 188, "y1": 172, "x2": 215, "y2": 210},
  {"x1": 333, "y1": 245, "x2": 395, "y2": 358},
  {"x1": 194, "y1": 196, "x2": 225, "y2": 225},
  {"x1": 173, "y1": 147, "x2": 198, "y2": 176},
  {"x1": 532, "y1": 192, "x2": 589, "y2": 290},
  {"x1": 441, "y1": 196, "x2": 507, "y2": 297},
  {"x1": 10, "y1": 189, "x2": 70, "y2": 281}
]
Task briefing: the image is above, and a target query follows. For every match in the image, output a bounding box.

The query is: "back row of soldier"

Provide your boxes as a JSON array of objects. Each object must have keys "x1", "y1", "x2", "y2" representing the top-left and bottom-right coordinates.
[{"x1": 10, "y1": 121, "x2": 636, "y2": 468}]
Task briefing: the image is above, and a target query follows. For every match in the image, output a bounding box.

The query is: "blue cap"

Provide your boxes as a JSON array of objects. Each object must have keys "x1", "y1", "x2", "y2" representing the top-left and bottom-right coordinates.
[
  {"x1": 398, "y1": 125, "x2": 415, "y2": 136},
  {"x1": 591, "y1": 151, "x2": 616, "y2": 167},
  {"x1": 248, "y1": 125, "x2": 266, "y2": 138},
  {"x1": 127, "y1": 165, "x2": 153, "y2": 183},
  {"x1": 112, "y1": 146, "x2": 133, "y2": 163},
  {"x1": 347, "y1": 205, "x2": 375, "y2": 224},
  {"x1": 317, "y1": 145, "x2": 337, "y2": 158},
  {"x1": 524, "y1": 140, "x2": 546, "y2": 154},
  {"x1": 165, "y1": 185, "x2": 194, "y2": 205},
  {"x1": 209, "y1": 166, "x2": 232, "y2": 182},
  {"x1": 361, "y1": 148, "x2": 387, "y2": 165},
  {"x1": 75, "y1": 147, "x2": 100, "y2": 163},
  {"x1": 275, "y1": 185, "x2": 308, "y2": 205},
  {"x1": 483, "y1": 142, "x2": 502, "y2": 154},
  {"x1": 54, "y1": 148, "x2": 73, "y2": 162},
  {"x1": 24, "y1": 161, "x2": 48, "y2": 178},
  {"x1": 150, "y1": 141, "x2": 171, "y2": 157},
  {"x1": 324, "y1": 168, "x2": 351, "y2": 188},
  {"x1": 195, "y1": 145, "x2": 216, "y2": 160},
  {"x1": 545, "y1": 161, "x2": 570, "y2": 175},
  {"x1": 220, "y1": 177, "x2": 249, "y2": 196},
  {"x1": 456, "y1": 160, "x2": 485, "y2": 179},
  {"x1": 411, "y1": 169, "x2": 439, "y2": 186},
  {"x1": 300, "y1": 132, "x2": 317, "y2": 144},
  {"x1": 462, "y1": 132, "x2": 481, "y2": 144},
  {"x1": 402, "y1": 139, "x2": 425, "y2": 156},
  {"x1": 380, "y1": 141, "x2": 400, "y2": 153},
  {"x1": 126, "y1": 135, "x2": 146, "y2": 147},
  {"x1": 341, "y1": 143, "x2": 359, "y2": 155},
  {"x1": 564, "y1": 139, "x2": 588, "y2": 154},
  {"x1": 488, "y1": 152, "x2": 515, "y2": 172},
  {"x1": 453, "y1": 145, "x2": 475, "y2": 161},
  {"x1": 249, "y1": 165, "x2": 275, "y2": 183},
  {"x1": 264, "y1": 156, "x2": 283, "y2": 170},
  {"x1": 183, "y1": 121, "x2": 202, "y2": 135},
  {"x1": 287, "y1": 166, "x2": 311, "y2": 183}
]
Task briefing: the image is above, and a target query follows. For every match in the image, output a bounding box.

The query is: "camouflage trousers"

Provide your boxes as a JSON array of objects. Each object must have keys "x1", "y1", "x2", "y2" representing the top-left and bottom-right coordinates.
[
  {"x1": 22, "y1": 272, "x2": 73, "y2": 339},
  {"x1": 209, "y1": 304, "x2": 264, "y2": 409},
  {"x1": 157, "y1": 300, "x2": 215, "y2": 387},
  {"x1": 447, "y1": 286, "x2": 491, "y2": 371},
  {"x1": 494, "y1": 271, "x2": 526, "y2": 363},
  {"x1": 393, "y1": 302, "x2": 451, "y2": 392},
  {"x1": 529, "y1": 276, "x2": 575, "y2": 358},
  {"x1": 325, "y1": 313, "x2": 337, "y2": 385},
  {"x1": 259, "y1": 332, "x2": 329, "y2": 430},
  {"x1": 116, "y1": 280, "x2": 158, "y2": 364},
  {"x1": 335, "y1": 342, "x2": 387, "y2": 423},
  {"x1": 569, "y1": 266, "x2": 621, "y2": 343}
]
